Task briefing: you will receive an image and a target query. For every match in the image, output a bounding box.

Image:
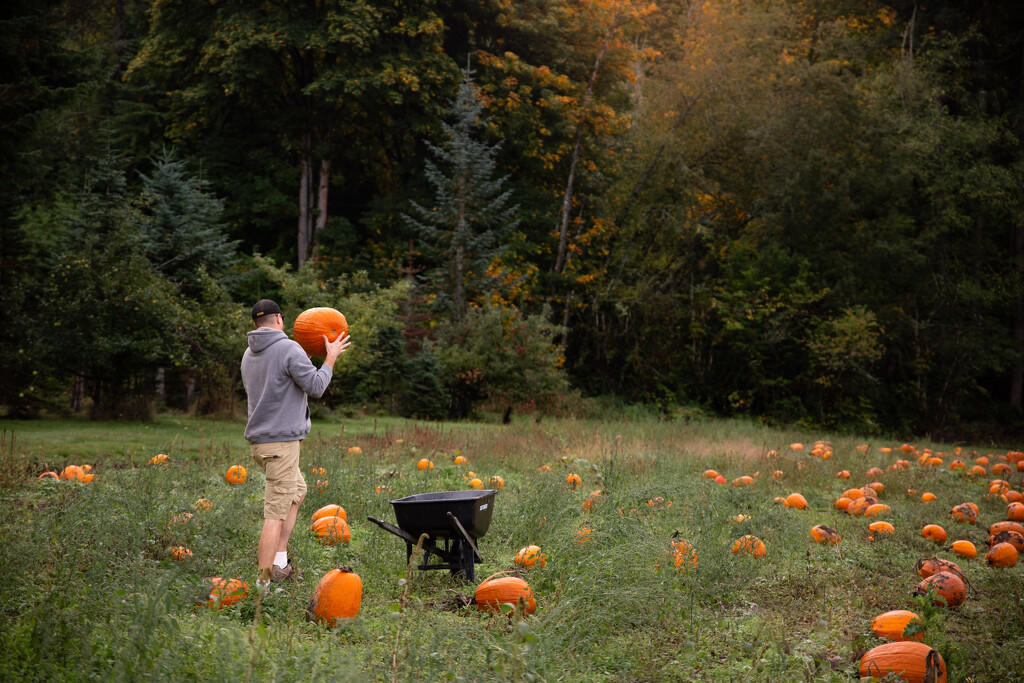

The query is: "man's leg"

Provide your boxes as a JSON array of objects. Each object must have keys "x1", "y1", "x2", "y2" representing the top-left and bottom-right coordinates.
[
  {"x1": 258, "y1": 518, "x2": 285, "y2": 581},
  {"x1": 276, "y1": 492, "x2": 306, "y2": 557}
]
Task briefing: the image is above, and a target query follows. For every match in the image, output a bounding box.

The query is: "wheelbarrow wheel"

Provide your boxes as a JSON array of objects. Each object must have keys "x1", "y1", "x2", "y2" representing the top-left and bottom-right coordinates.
[{"x1": 449, "y1": 539, "x2": 476, "y2": 582}]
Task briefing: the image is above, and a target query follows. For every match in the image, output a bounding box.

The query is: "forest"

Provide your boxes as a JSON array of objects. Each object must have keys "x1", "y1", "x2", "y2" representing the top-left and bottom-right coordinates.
[{"x1": 2, "y1": 0, "x2": 1023, "y2": 438}]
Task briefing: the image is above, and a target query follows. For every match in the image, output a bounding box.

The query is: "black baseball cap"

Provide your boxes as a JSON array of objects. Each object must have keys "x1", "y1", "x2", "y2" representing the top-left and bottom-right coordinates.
[{"x1": 251, "y1": 299, "x2": 282, "y2": 321}]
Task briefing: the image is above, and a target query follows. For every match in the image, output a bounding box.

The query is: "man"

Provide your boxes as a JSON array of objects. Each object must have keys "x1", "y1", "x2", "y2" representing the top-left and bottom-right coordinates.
[{"x1": 241, "y1": 299, "x2": 351, "y2": 593}]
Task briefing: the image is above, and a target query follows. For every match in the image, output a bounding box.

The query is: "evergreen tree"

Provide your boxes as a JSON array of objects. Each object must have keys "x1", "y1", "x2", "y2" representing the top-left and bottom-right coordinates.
[
  {"x1": 404, "y1": 67, "x2": 519, "y2": 322},
  {"x1": 399, "y1": 349, "x2": 449, "y2": 420},
  {"x1": 138, "y1": 152, "x2": 239, "y2": 297}
]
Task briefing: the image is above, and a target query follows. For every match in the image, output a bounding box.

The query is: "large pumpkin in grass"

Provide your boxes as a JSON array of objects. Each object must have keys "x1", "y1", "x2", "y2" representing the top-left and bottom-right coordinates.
[
  {"x1": 859, "y1": 641, "x2": 946, "y2": 682},
  {"x1": 311, "y1": 504, "x2": 347, "y2": 524},
  {"x1": 475, "y1": 575, "x2": 537, "y2": 615},
  {"x1": 732, "y1": 535, "x2": 766, "y2": 558},
  {"x1": 293, "y1": 307, "x2": 349, "y2": 357},
  {"x1": 306, "y1": 566, "x2": 361, "y2": 625},
  {"x1": 870, "y1": 610, "x2": 924, "y2": 642},
  {"x1": 915, "y1": 557, "x2": 963, "y2": 579},
  {"x1": 196, "y1": 577, "x2": 249, "y2": 609},
  {"x1": 914, "y1": 571, "x2": 966, "y2": 608},
  {"x1": 312, "y1": 516, "x2": 351, "y2": 545}
]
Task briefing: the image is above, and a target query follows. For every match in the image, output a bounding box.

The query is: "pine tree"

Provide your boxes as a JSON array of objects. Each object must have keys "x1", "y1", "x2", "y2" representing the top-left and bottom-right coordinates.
[
  {"x1": 138, "y1": 152, "x2": 238, "y2": 297},
  {"x1": 403, "y1": 67, "x2": 519, "y2": 323}
]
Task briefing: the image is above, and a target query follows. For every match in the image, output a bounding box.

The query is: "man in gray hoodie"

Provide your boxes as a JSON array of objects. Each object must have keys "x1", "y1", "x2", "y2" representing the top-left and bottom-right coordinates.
[{"x1": 241, "y1": 299, "x2": 351, "y2": 592}]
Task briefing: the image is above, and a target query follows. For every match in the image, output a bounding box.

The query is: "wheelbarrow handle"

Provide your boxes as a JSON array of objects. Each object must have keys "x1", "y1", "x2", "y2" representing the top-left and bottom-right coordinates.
[{"x1": 446, "y1": 511, "x2": 483, "y2": 563}]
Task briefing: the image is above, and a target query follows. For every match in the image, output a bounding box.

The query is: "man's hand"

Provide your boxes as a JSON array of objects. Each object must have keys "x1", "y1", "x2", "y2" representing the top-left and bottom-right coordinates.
[{"x1": 322, "y1": 333, "x2": 352, "y2": 369}]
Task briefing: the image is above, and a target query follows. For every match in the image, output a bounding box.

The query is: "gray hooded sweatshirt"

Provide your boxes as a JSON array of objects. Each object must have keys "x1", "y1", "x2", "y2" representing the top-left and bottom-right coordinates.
[{"x1": 241, "y1": 328, "x2": 333, "y2": 444}]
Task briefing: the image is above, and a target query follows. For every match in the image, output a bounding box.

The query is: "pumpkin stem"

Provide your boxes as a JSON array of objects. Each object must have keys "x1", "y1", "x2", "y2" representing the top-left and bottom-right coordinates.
[{"x1": 479, "y1": 569, "x2": 518, "y2": 585}]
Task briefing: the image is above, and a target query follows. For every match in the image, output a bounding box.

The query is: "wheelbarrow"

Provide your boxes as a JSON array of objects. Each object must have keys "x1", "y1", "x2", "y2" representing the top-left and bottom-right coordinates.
[{"x1": 367, "y1": 489, "x2": 497, "y2": 582}]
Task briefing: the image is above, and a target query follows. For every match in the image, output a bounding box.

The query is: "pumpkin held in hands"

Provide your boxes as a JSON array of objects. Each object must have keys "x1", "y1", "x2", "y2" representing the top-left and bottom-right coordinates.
[{"x1": 293, "y1": 307, "x2": 348, "y2": 357}]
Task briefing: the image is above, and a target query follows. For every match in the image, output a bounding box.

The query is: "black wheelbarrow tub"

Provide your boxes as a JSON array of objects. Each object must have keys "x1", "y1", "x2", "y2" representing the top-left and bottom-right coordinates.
[{"x1": 390, "y1": 489, "x2": 497, "y2": 539}]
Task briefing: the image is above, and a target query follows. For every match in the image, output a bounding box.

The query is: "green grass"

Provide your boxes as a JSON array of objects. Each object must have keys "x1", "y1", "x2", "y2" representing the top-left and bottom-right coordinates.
[{"x1": 1, "y1": 415, "x2": 1022, "y2": 681}]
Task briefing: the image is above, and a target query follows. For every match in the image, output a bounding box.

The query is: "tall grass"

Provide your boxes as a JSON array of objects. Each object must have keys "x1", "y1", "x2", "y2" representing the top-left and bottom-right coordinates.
[{"x1": 1, "y1": 416, "x2": 1022, "y2": 681}]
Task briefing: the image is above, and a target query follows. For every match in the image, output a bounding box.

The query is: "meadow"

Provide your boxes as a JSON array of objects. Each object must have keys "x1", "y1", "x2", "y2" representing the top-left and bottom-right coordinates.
[{"x1": 2, "y1": 414, "x2": 1023, "y2": 682}]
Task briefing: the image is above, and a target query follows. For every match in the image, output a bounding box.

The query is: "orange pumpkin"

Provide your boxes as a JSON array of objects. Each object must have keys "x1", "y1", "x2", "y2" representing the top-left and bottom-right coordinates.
[
  {"x1": 467, "y1": 478, "x2": 484, "y2": 490},
  {"x1": 915, "y1": 557, "x2": 963, "y2": 579},
  {"x1": 474, "y1": 575, "x2": 537, "y2": 615},
  {"x1": 914, "y1": 571, "x2": 966, "y2": 608},
  {"x1": 489, "y1": 475, "x2": 505, "y2": 489},
  {"x1": 921, "y1": 524, "x2": 948, "y2": 543},
  {"x1": 193, "y1": 498, "x2": 213, "y2": 513},
  {"x1": 810, "y1": 524, "x2": 840, "y2": 544},
  {"x1": 848, "y1": 496, "x2": 879, "y2": 517},
  {"x1": 565, "y1": 473, "x2": 582, "y2": 489},
  {"x1": 989, "y1": 529, "x2": 1024, "y2": 552},
  {"x1": 60, "y1": 465, "x2": 85, "y2": 481},
  {"x1": 836, "y1": 470, "x2": 851, "y2": 479},
  {"x1": 951, "y1": 540, "x2": 978, "y2": 559},
  {"x1": 870, "y1": 610, "x2": 924, "y2": 642},
  {"x1": 417, "y1": 458, "x2": 434, "y2": 470},
  {"x1": 732, "y1": 535, "x2": 766, "y2": 558},
  {"x1": 311, "y1": 504, "x2": 347, "y2": 524},
  {"x1": 950, "y1": 503, "x2": 977, "y2": 524},
  {"x1": 865, "y1": 503, "x2": 891, "y2": 518},
  {"x1": 920, "y1": 492, "x2": 937, "y2": 502},
  {"x1": 703, "y1": 469, "x2": 719, "y2": 479},
  {"x1": 670, "y1": 539, "x2": 698, "y2": 570},
  {"x1": 197, "y1": 577, "x2": 249, "y2": 609},
  {"x1": 869, "y1": 521, "x2": 895, "y2": 535},
  {"x1": 149, "y1": 454, "x2": 169, "y2": 466},
  {"x1": 858, "y1": 641, "x2": 946, "y2": 682},
  {"x1": 225, "y1": 465, "x2": 247, "y2": 485},
  {"x1": 986, "y1": 542, "x2": 1018, "y2": 568},
  {"x1": 784, "y1": 493, "x2": 808, "y2": 510},
  {"x1": 834, "y1": 497, "x2": 853, "y2": 511},
  {"x1": 454, "y1": 455, "x2": 469, "y2": 465},
  {"x1": 306, "y1": 566, "x2": 362, "y2": 625},
  {"x1": 575, "y1": 527, "x2": 593, "y2": 546},
  {"x1": 311, "y1": 516, "x2": 351, "y2": 545},
  {"x1": 169, "y1": 546, "x2": 193, "y2": 562},
  {"x1": 514, "y1": 545, "x2": 547, "y2": 568},
  {"x1": 38, "y1": 471, "x2": 59, "y2": 480},
  {"x1": 292, "y1": 307, "x2": 349, "y2": 357},
  {"x1": 990, "y1": 521, "x2": 1024, "y2": 536}
]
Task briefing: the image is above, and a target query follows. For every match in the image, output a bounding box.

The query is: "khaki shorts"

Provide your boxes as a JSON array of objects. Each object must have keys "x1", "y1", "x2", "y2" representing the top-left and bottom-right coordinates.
[{"x1": 250, "y1": 441, "x2": 307, "y2": 520}]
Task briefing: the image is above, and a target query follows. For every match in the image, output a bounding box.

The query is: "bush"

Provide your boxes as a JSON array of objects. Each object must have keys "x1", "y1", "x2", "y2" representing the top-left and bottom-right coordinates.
[{"x1": 431, "y1": 305, "x2": 568, "y2": 419}]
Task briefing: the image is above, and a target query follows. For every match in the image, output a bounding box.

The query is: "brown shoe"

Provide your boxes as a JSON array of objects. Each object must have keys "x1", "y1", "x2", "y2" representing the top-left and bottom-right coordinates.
[
  {"x1": 271, "y1": 559, "x2": 303, "y2": 582},
  {"x1": 270, "y1": 562, "x2": 295, "y2": 583}
]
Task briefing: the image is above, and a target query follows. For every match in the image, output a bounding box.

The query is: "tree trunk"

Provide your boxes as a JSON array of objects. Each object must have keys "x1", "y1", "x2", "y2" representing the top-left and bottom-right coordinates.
[
  {"x1": 311, "y1": 157, "x2": 330, "y2": 263},
  {"x1": 454, "y1": 243, "x2": 465, "y2": 322},
  {"x1": 297, "y1": 133, "x2": 314, "y2": 264},
  {"x1": 1012, "y1": 221, "x2": 1024, "y2": 410},
  {"x1": 552, "y1": 0, "x2": 623, "y2": 278}
]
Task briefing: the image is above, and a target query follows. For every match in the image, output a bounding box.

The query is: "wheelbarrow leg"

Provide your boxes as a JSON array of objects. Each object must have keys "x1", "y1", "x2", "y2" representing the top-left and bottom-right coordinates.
[{"x1": 461, "y1": 539, "x2": 476, "y2": 582}]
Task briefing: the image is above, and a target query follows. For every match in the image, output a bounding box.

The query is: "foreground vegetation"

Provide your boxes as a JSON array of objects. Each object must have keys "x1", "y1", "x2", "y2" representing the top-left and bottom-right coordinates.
[{"x1": 2, "y1": 414, "x2": 1023, "y2": 681}]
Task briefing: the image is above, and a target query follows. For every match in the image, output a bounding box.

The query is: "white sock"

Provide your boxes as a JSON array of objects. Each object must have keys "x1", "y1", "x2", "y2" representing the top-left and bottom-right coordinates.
[{"x1": 274, "y1": 552, "x2": 288, "y2": 569}]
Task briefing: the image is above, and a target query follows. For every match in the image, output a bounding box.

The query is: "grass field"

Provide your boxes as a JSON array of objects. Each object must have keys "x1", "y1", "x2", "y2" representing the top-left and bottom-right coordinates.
[{"x1": 2, "y1": 414, "x2": 1022, "y2": 681}]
